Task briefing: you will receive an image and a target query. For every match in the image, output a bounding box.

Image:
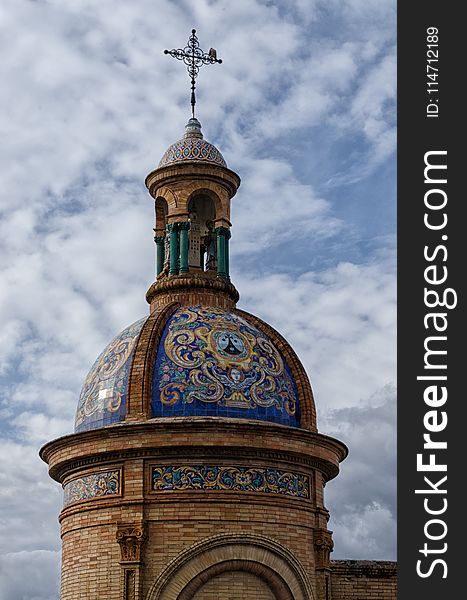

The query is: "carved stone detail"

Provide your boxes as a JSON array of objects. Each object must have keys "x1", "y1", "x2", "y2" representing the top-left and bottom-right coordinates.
[
  {"x1": 116, "y1": 524, "x2": 146, "y2": 563},
  {"x1": 123, "y1": 569, "x2": 136, "y2": 600},
  {"x1": 314, "y1": 529, "x2": 334, "y2": 569}
]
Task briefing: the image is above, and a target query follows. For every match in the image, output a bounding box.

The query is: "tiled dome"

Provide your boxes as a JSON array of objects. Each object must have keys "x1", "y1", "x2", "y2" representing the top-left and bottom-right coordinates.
[
  {"x1": 75, "y1": 317, "x2": 147, "y2": 432},
  {"x1": 151, "y1": 306, "x2": 300, "y2": 427},
  {"x1": 158, "y1": 118, "x2": 227, "y2": 168},
  {"x1": 75, "y1": 306, "x2": 302, "y2": 432}
]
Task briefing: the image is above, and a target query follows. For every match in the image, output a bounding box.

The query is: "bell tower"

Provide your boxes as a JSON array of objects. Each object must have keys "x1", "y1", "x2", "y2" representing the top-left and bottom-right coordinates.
[
  {"x1": 145, "y1": 116, "x2": 240, "y2": 314},
  {"x1": 40, "y1": 30, "x2": 349, "y2": 600}
]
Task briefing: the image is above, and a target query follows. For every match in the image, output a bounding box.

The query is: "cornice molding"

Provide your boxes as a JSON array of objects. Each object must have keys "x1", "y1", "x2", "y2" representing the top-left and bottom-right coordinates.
[
  {"x1": 40, "y1": 417, "x2": 348, "y2": 483},
  {"x1": 146, "y1": 162, "x2": 241, "y2": 200},
  {"x1": 145, "y1": 273, "x2": 239, "y2": 305}
]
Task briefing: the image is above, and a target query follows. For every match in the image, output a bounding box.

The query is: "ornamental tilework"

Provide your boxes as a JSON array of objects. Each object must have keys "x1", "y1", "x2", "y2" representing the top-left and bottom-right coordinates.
[
  {"x1": 75, "y1": 317, "x2": 147, "y2": 432},
  {"x1": 151, "y1": 306, "x2": 300, "y2": 427},
  {"x1": 63, "y1": 470, "x2": 121, "y2": 507},
  {"x1": 158, "y1": 138, "x2": 227, "y2": 168},
  {"x1": 152, "y1": 465, "x2": 310, "y2": 499}
]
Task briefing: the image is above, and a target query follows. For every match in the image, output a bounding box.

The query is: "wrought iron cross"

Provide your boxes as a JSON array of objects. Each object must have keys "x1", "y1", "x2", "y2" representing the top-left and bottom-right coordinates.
[{"x1": 164, "y1": 29, "x2": 222, "y2": 118}]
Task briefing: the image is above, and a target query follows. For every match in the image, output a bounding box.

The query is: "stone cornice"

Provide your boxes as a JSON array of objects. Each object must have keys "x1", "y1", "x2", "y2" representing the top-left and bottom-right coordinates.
[
  {"x1": 54, "y1": 446, "x2": 334, "y2": 485},
  {"x1": 40, "y1": 417, "x2": 348, "y2": 484},
  {"x1": 146, "y1": 162, "x2": 241, "y2": 200},
  {"x1": 146, "y1": 273, "x2": 239, "y2": 306}
]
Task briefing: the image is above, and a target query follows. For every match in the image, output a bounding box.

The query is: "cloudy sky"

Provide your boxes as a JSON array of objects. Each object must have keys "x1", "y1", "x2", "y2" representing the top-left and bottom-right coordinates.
[{"x1": 0, "y1": 1, "x2": 396, "y2": 598}]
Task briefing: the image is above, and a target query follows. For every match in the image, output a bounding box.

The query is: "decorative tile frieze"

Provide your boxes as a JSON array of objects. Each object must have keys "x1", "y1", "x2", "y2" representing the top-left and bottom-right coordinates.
[
  {"x1": 63, "y1": 469, "x2": 121, "y2": 507},
  {"x1": 151, "y1": 465, "x2": 309, "y2": 499}
]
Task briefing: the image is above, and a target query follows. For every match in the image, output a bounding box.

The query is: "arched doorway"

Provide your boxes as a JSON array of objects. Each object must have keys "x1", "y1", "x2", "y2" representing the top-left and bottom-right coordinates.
[
  {"x1": 146, "y1": 533, "x2": 315, "y2": 600},
  {"x1": 179, "y1": 559, "x2": 292, "y2": 599}
]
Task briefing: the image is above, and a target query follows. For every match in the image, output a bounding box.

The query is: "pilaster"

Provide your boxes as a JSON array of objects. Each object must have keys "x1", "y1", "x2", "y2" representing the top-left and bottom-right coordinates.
[{"x1": 116, "y1": 523, "x2": 146, "y2": 600}]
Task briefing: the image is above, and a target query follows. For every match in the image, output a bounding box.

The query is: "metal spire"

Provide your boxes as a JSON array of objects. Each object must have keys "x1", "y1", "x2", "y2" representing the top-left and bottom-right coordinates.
[{"x1": 164, "y1": 29, "x2": 222, "y2": 118}]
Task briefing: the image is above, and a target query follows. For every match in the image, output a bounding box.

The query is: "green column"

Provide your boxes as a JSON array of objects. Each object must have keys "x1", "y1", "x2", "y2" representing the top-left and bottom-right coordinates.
[
  {"x1": 167, "y1": 223, "x2": 179, "y2": 276},
  {"x1": 215, "y1": 226, "x2": 230, "y2": 279},
  {"x1": 224, "y1": 228, "x2": 231, "y2": 280},
  {"x1": 179, "y1": 222, "x2": 190, "y2": 274},
  {"x1": 154, "y1": 235, "x2": 165, "y2": 276}
]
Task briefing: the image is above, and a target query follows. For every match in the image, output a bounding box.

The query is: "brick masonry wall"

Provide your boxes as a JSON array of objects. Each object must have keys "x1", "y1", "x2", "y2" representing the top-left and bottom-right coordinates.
[
  {"x1": 40, "y1": 417, "x2": 349, "y2": 599},
  {"x1": 148, "y1": 283, "x2": 238, "y2": 313},
  {"x1": 192, "y1": 571, "x2": 275, "y2": 599},
  {"x1": 61, "y1": 520, "x2": 121, "y2": 600},
  {"x1": 58, "y1": 483, "x2": 317, "y2": 599},
  {"x1": 57, "y1": 468, "x2": 398, "y2": 600},
  {"x1": 141, "y1": 500, "x2": 316, "y2": 599},
  {"x1": 331, "y1": 560, "x2": 397, "y2": 600}
]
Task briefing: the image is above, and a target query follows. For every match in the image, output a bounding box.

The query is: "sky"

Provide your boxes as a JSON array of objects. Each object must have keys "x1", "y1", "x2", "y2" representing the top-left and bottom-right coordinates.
[{"x1": 0, "y1": 1, "x2": 396, "y2": 598}]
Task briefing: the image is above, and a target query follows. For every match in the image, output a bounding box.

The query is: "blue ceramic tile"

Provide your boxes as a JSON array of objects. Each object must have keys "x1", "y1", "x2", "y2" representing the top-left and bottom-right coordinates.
[
  {"x1": 151, "y1": 306, "x2": 300, "y2": 427},
  {"x1": 151, "y1": 465, "x2": 309, "y2": 498},
  {"x1": 75, "y1": 317, "x2": 147, "y2": 432},
  {"x1": 63, "y1": 469, "x2": 121, "y2": 506}
]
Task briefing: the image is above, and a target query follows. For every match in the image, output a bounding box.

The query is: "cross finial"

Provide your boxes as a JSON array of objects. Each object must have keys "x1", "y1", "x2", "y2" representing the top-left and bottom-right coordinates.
[{"x1": 164, "y1": 29, "x2": 222, "y2": 118}]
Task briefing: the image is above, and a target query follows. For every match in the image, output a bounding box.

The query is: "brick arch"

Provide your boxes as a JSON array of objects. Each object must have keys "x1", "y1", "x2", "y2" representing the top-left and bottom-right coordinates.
[
  {"x1": 187, "y1": 191, "x2": 217, "y2": 227},
  {"x1": 179, "y1": 181, "x2": 231, "y2": 224},
  {"x1": 179, "y1": 560, "x2": 292, "y2": 600},
  {"x1": 146, "y1": 533, "x2": 316, "y2": 600},
  {"x1": 155, "y1": 197, "x2": 169, "y2": 235},
  {"x1": 234, "y1": 309, "x2": 317, "y2": 432},
  {"x1": 154, "y1": 187, "x2": 179, "y2": 211},
  {"x1": 126, "y1": 302, "x2": 180, "y2": 419},
  {"x1": 187, "y1": 187, "x2": 227, "y2": 222}
]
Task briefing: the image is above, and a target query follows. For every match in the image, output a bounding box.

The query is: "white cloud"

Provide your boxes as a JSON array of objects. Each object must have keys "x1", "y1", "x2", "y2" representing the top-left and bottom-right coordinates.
[
  {"x1": 231, "y1": 158, "x2": 343, "y2": 254},
  {"x1": 236, "y1": 257, "x2": 396, "y2": 413},
  {"x1": 0, "y1": 550, "x2": 60, "y2": 600},
  {"x1": 324, "y1": 384, "x2": 396, "y2": 558}
]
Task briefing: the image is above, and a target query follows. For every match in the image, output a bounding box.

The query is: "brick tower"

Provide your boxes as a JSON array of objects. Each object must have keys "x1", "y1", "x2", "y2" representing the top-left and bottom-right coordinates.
[{"x1": 40, "y1": 116, "x2": 349, "y2": 600}]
